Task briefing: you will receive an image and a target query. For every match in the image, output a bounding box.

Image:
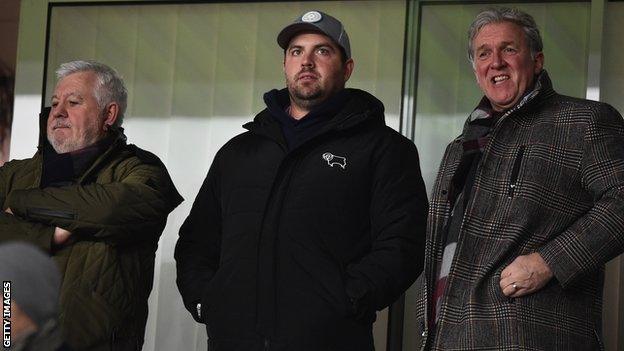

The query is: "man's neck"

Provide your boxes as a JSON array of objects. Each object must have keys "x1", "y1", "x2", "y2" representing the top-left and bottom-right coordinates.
[
  {"x1": 284, "y1": 88, "x2": 350, "y2": 121},
  {"x1": 287, "y1": 104, "x2": 311, "y2": 120}
]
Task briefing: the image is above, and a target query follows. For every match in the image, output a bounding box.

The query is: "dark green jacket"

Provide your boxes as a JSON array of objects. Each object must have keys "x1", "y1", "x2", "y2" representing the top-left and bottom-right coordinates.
[{"x1": 0, "y1": 128, "x2": 183, "y2": 350}]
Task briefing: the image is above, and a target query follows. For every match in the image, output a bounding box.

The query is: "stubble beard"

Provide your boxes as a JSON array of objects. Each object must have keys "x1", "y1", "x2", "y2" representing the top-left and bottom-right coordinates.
[
  {"x1": 287, "y1": 79, "x2": 325, "y2": 111},
  {"x1": 47, "y1": 122, "x2": 103, "y2": 154}
]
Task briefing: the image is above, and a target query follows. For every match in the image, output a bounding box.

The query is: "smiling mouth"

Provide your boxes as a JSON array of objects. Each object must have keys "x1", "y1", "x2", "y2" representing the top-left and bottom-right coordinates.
[{"x1": 492, "y1": 75, "x2": 510, "y2": 84}]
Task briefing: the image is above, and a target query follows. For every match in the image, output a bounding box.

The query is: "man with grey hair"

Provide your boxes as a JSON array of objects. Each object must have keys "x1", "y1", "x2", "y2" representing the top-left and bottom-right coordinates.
[
  {"x1": 0, "y1": 60, "x2": 183, "y2": 350},
  {"x1": 416, "y1": 7, "x2": 624, "y2": 350}
]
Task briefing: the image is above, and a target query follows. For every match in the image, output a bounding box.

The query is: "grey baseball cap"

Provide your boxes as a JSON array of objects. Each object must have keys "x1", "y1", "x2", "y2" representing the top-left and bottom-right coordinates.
[{"x1": 277, "y1": 10, "x2": 351, "y2": 59}]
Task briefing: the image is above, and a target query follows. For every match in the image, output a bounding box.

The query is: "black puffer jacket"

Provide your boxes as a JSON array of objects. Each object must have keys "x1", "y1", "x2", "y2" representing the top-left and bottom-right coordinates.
[{"x1": 175, "y1": 89, "x2": 428, "y2": 351}]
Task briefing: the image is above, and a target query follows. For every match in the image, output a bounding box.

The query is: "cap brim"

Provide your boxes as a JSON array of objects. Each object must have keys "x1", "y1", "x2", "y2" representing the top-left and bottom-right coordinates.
[{"x1": 277, "y1": 23, "x2": 326, "y2": 49}]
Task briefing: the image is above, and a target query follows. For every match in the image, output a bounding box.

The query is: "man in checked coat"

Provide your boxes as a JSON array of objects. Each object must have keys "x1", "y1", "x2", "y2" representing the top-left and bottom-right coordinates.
[{"x1": 416, "y1": 7, "x2": 624, "y2": 350}]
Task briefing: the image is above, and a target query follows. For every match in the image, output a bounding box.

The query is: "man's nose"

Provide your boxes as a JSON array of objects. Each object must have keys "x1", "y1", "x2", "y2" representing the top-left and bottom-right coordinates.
[
  {"x1": 51, "y1": 104, "x2": 67, "y2": 119},
  {"x1": 491, "y1": 51, "x2": 505, "y2": 69},
  {"x1": 301, "y1": 51, "x2": 314, "y2": 67}
]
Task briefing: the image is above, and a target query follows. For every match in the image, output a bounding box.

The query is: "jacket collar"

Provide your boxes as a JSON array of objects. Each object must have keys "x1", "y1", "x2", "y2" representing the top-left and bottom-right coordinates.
[
  {"x1": 244, "y1": 88, "x2": 385, "y2": 149},
  {"x1": 76, "y1": 129, "x2": 127, "y2": 184},
  {"x1": 468, "y1": 70, "x2": 555, "y2": 124}
]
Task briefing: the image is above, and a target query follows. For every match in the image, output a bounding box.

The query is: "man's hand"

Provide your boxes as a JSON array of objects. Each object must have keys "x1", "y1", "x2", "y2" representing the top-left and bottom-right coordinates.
[
  {"x1": 53, "y1": 227, "x2": 72, "y2": 246},
  {"x1": 4, "y1": 208, "x2": 12, "y2": 215},
  {"x1": 500, "y1": 252, "x2": 553, "y2": 298}
]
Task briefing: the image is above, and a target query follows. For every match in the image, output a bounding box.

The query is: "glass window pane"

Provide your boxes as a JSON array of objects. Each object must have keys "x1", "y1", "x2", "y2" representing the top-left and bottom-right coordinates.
[
  {"x1": 599, "y1": 3, "x2": 624, "y2": 350},
  {"x1": 601, "y1": 2, "x2": 624, "y2": 113}
]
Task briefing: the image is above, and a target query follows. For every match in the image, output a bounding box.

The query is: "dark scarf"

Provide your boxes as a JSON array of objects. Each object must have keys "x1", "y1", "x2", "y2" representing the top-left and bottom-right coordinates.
[
  {"x1": 430, "y1": 98, "x2": 500, "y2": 330},
  {"x1": 448, "y1": 97, "x2": 501, "y2": 209},
  {"x1": 263, "y1": 88, "x2": 350, "y2": 149},
  {"x1": 41, "y1": 136, "x2": 114, "y2": 188}
]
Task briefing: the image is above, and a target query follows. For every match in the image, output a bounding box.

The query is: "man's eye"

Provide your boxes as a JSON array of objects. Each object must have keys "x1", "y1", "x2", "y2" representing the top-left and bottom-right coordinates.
[
  {"x1": 69, "y1": 100, "x2": 79, "y2": 106},
  {"x1": 478, "y1": 51, "x2": 489, "y2": 59},
  {"x1": 504, "y1": 47, "x2": 517, "y2": 53},
  {"x1": 317, "y1": 48, "x2": 330, "y2": 55},
  {"x1": 51, "y1": 102, "x2": 58, "y2": 107},
  {"x1": 290, "y1": 49, "x2": 301, "y2": 56}
]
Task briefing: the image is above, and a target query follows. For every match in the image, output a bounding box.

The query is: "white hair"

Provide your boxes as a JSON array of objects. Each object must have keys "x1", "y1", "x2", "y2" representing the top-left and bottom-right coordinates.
[{"x1": 56, "y1": 60, "x2": 128, "y2": 127}]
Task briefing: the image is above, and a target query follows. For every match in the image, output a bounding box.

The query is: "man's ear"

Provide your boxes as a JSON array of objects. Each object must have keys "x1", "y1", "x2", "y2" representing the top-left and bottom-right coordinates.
[
  {"x1": 102, "y1": 102, "x2": 119, "y2": 130},
  {"x1": 533, "y1": 52, "x2": 544, "y2": 74},
  {"x1": 343, "y1": 58, "x2": 354, "y2": 82}
]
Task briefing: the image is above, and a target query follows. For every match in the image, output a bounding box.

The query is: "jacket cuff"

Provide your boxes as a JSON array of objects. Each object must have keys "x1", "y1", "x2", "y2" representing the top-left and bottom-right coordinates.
[
  {"x1": 0, "y1": 212, "x2": 56, "y2": 253},
  {"x1": 345, "y1": 277, "x2": 375, "y2": 322},
  {"x1": 5, "y1": 190, "x2": 24, "y2": 217},
  {"x1": 537, "y1": 239, "x2": 581, "y2": 289},
  {"x1": 39, "y1": 226, "x2": 56, "y2": 252}
]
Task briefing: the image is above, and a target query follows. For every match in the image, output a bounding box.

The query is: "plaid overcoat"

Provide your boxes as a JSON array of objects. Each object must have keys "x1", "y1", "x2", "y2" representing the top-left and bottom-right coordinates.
[{"x1": 415, "y1": 71, "x2": 624, "y2": 350}]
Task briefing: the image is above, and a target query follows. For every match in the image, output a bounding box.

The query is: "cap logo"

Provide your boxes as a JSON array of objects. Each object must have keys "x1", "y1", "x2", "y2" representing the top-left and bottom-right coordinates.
[{"x1": 301, "y1": 11, "x2": 322, "y2": 23}]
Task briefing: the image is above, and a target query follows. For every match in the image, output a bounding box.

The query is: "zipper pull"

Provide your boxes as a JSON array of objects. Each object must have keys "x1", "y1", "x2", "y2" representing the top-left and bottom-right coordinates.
[{"x1": 508, "y1": 183, "x2": 516, "y2": 198}]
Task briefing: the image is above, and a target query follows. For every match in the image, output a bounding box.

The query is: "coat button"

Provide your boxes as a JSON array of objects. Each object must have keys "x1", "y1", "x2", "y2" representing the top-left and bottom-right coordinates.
[{"x1": 421, "y1": 330, "x2": 426, "y2": 337}]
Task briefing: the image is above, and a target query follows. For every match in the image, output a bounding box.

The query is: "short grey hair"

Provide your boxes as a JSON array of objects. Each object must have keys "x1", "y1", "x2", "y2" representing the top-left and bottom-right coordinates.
[
  {"x1": 56, "y1": 60, "x2": 128, "y2": 128},
  {"x1": 467, "y1": 8, "x2": 543, "y2": 66}
]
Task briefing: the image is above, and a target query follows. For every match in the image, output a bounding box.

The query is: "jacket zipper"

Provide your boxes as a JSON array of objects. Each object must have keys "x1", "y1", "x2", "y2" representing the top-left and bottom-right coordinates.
[
  {"x1": 26, "y1": 207, "x2": 76, "y2": 219},
  {"x1": 508, "y1": 146, "x2": 525, "y2": 198}
]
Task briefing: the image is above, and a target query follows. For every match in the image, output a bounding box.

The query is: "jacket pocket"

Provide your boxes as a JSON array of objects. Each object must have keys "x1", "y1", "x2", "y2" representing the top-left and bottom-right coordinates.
[
  {"x1": 200, "y1": 280, "x2": 218, "y2": 323},
  {"x1": 200, "y1": 266, "x2": 230, "y2": 326},
  {"x1": 62, "y1": 289, "x2": 122, "y2": 349},
  {"x1": 508, "y1": 146, "x2": 525, "y2": 198}
]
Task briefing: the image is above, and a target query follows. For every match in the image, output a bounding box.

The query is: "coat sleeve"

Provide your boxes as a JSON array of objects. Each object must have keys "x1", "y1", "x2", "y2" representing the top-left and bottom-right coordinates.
[
  {"x1": 5, "y1": 158, "x2": 182, "y2": 246},
  {"x1": 345, "y1": 133, "x2": 428, "y2": 316},
  {"x1": 0, "y1": 160, "x2": 55, "y2": 251},
  {"x1": 538, "y1": 103, "x2": 624, "y2": 289},
  {"x1": 0, "y1": 212, "x2": 55, "y2": 251},
  {"x1": 174, "y1": 155, "x2": 222, "y2": 322}
]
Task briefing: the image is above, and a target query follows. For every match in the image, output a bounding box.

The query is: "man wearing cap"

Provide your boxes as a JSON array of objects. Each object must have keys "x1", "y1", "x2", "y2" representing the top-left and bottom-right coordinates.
[
  {"x1": 175, "y1": 10, "x2": 428, "y2": 351},
  {"x1": 0, "y1": 60, "x2": 183, "y2": 350}
]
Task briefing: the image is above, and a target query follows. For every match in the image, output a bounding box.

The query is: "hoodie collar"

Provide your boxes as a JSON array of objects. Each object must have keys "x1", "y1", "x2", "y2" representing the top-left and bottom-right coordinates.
[
  {"x1": 261, "y1": 88, "x2": 352, "y2": 149},
  {"x1": 245, "y1": 88, "x2": 384, "y2": 141},
  {"x1": 263, "y1": 88, "x2": 351, "y2": 124}
]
